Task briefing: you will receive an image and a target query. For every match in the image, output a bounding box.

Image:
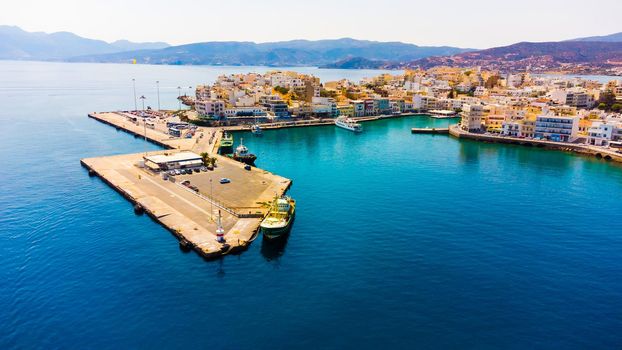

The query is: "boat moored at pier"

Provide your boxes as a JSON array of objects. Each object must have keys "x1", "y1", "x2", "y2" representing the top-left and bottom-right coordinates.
[
  {"x1": 260, "y1": 195, "x2": 296, "y2": 239},
  {"x1": 231, "y1": 138, "x2": 257, "y2": 165},
  {"x1": 219, "y1": 131, "x2": 234, "y2": 155},
  {"x1": 335, "y1": 116, "x2": 363, "y2": 133}
]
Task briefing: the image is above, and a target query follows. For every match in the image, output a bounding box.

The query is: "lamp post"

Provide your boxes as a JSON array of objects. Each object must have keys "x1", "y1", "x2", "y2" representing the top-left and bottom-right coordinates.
[
  {"x1": 132, "y1": 78, "x2": 137, "y2": 111},
  {"x1": 139, "y1": 95, "x2": 147, "y2": 153},
  {"x1": 177, "y1": 86, "x2": 181, "y2": 110},
  {"x1": 210, "y1": 177, "x2": 213, "y2": 221},
  {"x1": 156, "y1": 81, "x2": 160, "y2": 111}
]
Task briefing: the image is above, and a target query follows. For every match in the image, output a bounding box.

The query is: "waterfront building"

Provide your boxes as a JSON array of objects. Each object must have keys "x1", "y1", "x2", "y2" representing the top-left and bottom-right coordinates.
[
  {"x1": 587, "y1": 122, "x2": 615, "y2": 146},
  {"x1": 337, "y1": 104, "x2": 354, "y2": 117},
  {"x1": 534, "y1": 115, "x2": 579, "y2": 142},
  {"x1": 351, "y1": 100, "x2": 365, "y2": 117},
  {"x1": 461, "y1": 104, "x2": 484, "y2": 132},
  {"x1": 195, "y1": 99, "x2": 225, "y2": 118}
]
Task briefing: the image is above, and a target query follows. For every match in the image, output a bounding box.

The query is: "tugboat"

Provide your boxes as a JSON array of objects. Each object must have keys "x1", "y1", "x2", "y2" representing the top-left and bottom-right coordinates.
[
  {"x1": 231, "y1": 138, "x2": 257, "y2": 165},
  {"x1": 219, "y1": 131, "x2": 234, "y2": 155},
  {"x1": 260, "y1": 195, "x2": 296, "y2": 239},
  {"x1": 335, "y1": 116, "x2": 363, "y2": 133}
]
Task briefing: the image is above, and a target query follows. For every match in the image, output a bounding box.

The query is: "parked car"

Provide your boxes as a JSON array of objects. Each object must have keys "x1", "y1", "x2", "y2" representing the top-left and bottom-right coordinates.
[
  {"x1": 219, "y1": 178, "x2": 231, "y2": 184},
  {"x1": 244, "y1": 164, "x2": 251, "y2": 171},
  {"x1": 200, "y1": 166, "x2": 208, "y2": 172},
  {"x1": 181, "y1": 180, "x2": 191, "y2": 186},
  {"x1": 174, "y1": 169, "x2": 181, "y2": 175},
  {"x1": 193, "y1": 168, "x2": 200, "y2": 173}
]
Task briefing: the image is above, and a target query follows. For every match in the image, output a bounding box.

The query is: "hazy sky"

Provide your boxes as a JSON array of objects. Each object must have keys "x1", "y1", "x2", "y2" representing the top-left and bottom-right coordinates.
[{"x1": 2, "y1": 0, "x2": 621, "y2": 49}]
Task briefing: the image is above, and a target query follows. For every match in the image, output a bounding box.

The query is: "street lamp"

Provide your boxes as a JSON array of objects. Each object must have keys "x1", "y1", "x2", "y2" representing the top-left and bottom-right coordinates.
[
  {"x1": 156, "y1": 81, "x2": 160, "y2": 111},
  {"x1": 132, "y1": 78, "x2": 137, "y2": 111},
  {"x1": 139, "y1": 95, "x2": 147, "y2": 150},
  {"x1": 177, "y1": 85, "x2": 182, "y2": 110}
]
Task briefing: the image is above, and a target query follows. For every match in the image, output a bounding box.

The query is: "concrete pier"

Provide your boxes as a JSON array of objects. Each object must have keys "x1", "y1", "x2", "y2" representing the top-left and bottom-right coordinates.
[
  {"x1": 83, "y1": 112, "x2": 291, "y2": 259},
  {"x1": 411, "y1": 127, "x2": 450, "y2": 134}
]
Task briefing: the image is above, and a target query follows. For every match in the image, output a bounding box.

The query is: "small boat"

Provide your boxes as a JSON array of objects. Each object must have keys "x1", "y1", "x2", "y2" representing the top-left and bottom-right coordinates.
[
  {"x1": 231, "y1": 138, "x2": 257, "y2": 165},
  {"x1": 251, "y1": 124, "x2": 263, "y2": 136},
  {"x1": 335, "y1": 116, "x2": 363, "y2": 133},
  {"x1": 260, "y1": 195, "x2": 296, "y2": 239}
]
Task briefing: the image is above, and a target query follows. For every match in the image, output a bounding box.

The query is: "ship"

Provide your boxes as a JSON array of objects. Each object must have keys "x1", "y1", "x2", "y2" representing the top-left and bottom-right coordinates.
[
  {"x1": 231, "y1": 138, "x2": 257, "y2": 165},
  {"x1": 260, "y1": 195, "x2": 296, "y2": 239},
  {"x1": 219, "y1": 131, "x2": 234, "y2": 155},
  {"x1": 335, "y1": 116, "x2": 363, "y2": 132}
]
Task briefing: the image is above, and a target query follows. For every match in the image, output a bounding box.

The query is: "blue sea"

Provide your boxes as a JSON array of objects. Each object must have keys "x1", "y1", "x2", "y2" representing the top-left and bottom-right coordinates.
[{"x1": 1, "y1": 61, "x2": 622, "y2": 349}]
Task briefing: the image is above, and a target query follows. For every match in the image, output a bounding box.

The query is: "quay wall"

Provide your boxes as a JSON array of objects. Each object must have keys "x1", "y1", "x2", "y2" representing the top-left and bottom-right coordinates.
[{"x1": 448, "y1": 125, "x2": 622, "y2": 164}]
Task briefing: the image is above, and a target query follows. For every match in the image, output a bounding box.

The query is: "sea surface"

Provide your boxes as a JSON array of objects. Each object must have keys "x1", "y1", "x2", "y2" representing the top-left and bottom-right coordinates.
[{"x1": 1, "y1": 61, "x2": 622, "y2": 349}]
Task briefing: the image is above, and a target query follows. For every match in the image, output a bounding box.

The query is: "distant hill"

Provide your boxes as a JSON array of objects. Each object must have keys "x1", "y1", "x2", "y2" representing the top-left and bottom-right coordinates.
[
  {"x1": 402, "y1": 41, "x2": 622, "y2": 74},
  {"x1": 320, "y1": 57, "x2": 388, "y2": 69},
  {"x1": 110, "y1": 40, "x2": 169, "y2": 52},
  {"x1": 68, "y1": 38, "x2": 473, "y2": 67},
  {"x1": 569, "y1": 32, "x2": 622, "y2": 42},
  {"x1": 0, "y1": 25, "x2": 169, "y2": 60}
]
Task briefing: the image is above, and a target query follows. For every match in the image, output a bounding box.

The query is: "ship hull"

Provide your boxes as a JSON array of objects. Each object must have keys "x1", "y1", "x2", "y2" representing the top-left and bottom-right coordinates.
[
  {"x1": 261, "y1": 215, "x2": 295, "y2": 239},
  {"x1": 335, "y1": 121, "x2": 363, "y2": 133},
  {"x1": 231, "y1": 154, "x2": 257, "y2": 165}
]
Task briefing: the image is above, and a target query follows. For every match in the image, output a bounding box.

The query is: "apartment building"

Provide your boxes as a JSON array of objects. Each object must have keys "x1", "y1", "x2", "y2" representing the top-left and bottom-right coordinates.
[
  {"x1": 534, "y1": 115, "x2": 579, "y2": 142},
  {"x1": 461, "y1": 104, "x2": 484, "y2": 132}
]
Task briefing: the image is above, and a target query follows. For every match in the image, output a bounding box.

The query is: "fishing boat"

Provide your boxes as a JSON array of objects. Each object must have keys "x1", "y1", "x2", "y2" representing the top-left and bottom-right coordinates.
[
  {"x1": 219, "y1": 131, "x2": 234, "y2": 155},
  {"x1": 260, "y1": 195, "x2": 296, "y2": 239},
  {"x1": 335, "y1": 116, "x2": 363, "y2": 132},
  {"x1": 231, "y1": 138, "x2": 257, "y2": 165}
]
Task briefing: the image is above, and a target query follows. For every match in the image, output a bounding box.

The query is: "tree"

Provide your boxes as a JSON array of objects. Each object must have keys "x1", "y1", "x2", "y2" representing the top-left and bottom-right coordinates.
[
  {"x1": 200, "y1": 152, "x2": 210, "y2": 166},
  {"x1": 598, "y1": 103, "x2": 608, "y2": 110},
  {"x1": 612, "y1": 103, "x2": 622, "y2": 113}
]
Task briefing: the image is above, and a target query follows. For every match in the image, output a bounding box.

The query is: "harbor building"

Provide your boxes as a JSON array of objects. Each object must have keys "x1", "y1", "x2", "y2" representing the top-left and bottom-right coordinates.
[
  {"x1": 534, "y1": 115, "x2": 579, "y2": 142},
  {"x1": 144, "y1": 152, "x2": 203, "y2": 171}
]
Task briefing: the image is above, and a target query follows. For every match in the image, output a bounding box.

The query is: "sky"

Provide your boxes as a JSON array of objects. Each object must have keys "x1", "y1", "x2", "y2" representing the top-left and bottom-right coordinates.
[{"x1": 2, "y1": 0, "x2": 621, "y2": 49}]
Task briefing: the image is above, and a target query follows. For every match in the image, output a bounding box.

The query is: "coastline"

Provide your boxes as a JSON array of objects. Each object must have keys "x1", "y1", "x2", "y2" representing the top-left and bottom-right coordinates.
[{"x1": 448, "y1": 124, "x2": 622, "y2": 164}]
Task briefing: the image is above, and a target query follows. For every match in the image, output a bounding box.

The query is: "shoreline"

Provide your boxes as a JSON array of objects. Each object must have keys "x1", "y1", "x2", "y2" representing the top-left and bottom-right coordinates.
[{"x1": 448, "y1": 124, "x2": 622, "y2": 164}]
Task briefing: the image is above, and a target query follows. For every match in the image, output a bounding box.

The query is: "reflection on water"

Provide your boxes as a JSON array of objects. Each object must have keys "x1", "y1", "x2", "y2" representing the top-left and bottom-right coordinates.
[{"x1": 260, "y1": 234, "x2": 290, "y2": 264}]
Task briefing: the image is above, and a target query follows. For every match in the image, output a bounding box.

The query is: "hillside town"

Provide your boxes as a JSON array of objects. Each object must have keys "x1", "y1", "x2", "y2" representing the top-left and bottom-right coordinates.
[{"x1": 184, "y1": 69, "x2": 622, "y2": 148}]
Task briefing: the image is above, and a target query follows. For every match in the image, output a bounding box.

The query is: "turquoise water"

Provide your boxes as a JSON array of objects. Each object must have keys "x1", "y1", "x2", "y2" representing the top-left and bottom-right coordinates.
[{"x1": 1, "y1": 61, "x2": 622, "y2": 349}]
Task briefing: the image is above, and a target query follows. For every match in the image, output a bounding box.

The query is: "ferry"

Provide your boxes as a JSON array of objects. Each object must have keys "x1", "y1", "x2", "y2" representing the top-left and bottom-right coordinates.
[
  {"x1": 335, "y1": 116, "x2": 363, "y2": 133},
  {"x1": 260, "y1": 195, "x2": 296, "y2": 239},
  {"x1": 219, "y1": 131, "x2": 234, "y2": 155},
  {"x1": 231, "y1": 138, "x2": 257, "y2": 165}
]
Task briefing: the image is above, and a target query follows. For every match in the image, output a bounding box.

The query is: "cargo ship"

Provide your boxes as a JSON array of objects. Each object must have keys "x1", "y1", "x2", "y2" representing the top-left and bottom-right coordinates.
[{"x1": 260, "y1": 196, "x2": 296, "y2": 239}]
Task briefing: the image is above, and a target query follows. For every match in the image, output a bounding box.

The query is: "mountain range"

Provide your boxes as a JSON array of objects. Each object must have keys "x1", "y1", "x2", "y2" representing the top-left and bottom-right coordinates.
[
  {"x1": 68, "y1": 38, "x2": 473, "y2": 66},
  {"x1": 1, "y1": 25, "x2": 622, "y2": 74},
  {"x1": 0, "y1": 25, "x2": 169, "y2": 60}
]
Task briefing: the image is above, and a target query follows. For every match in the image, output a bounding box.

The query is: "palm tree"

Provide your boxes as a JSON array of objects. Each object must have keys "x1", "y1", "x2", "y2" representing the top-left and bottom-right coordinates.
[{"x1": 200, "y1": 152, "x2": 210, "y2": 166}]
